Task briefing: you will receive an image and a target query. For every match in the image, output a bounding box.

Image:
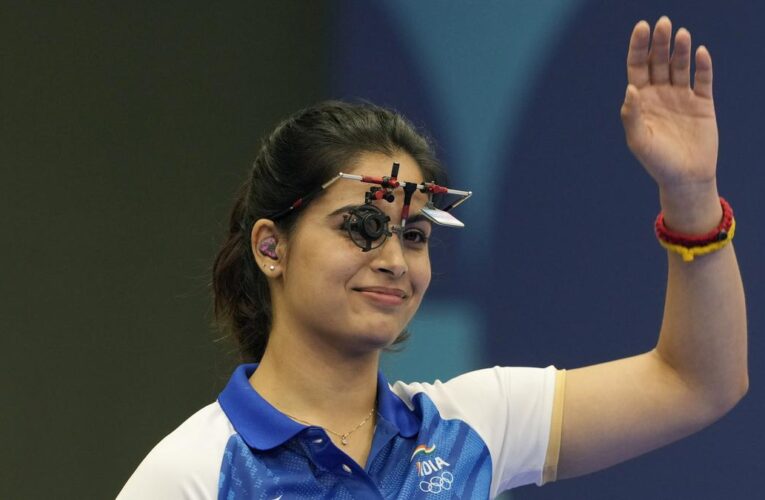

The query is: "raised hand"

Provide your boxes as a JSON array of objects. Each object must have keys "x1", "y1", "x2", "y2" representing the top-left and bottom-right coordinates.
[
  {"x1": 621, "y1": 16, "x2": 718, "y2": 190},
  {"x1": 621, "y1": 16, "x2": 721, "y2": 232}
]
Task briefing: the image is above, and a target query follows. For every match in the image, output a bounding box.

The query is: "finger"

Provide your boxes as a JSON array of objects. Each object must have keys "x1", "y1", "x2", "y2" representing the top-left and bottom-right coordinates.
[
  {"x1": 670, "y1": 28, "x2": 692, "y2": 87},
  {"x1": 620, "y1": 84, "x2": 649, "y2": 149},
  {"x1": 626, "y1": 20, "x2": 651, "y2": 87},
  {"x1": 693, "y1": 45, "x2": 714, "y2": 99},
  {"x1": 649, "y1": 16, "x2": 672, "y2": 84}
]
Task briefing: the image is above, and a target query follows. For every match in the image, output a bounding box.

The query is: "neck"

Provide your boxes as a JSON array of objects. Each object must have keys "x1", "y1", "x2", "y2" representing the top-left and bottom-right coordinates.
[{"x1": 249, "y1": 325, "x2": 380, "y2": 426}]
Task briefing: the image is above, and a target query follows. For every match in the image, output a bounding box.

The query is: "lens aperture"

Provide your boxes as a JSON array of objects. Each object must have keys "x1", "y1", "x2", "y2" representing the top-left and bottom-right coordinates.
[{"x1": 343, "y1": 205, "x2": 391, "y2": 251}]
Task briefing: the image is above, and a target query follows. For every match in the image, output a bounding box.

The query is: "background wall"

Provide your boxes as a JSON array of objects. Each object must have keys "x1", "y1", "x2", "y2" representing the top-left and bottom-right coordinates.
[
  {"x1": 333, "y1": 1, "x2": 763, "y2": 498},
  {"x1": 2, "y1": 1, "x2": 761, "y2": 499},
  {"x1": 1, "y1": 3, "x2": 326, "y2": 499}
]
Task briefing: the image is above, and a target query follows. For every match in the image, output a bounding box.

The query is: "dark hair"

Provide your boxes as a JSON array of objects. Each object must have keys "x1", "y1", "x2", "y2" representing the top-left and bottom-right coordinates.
[{"x1": 212, "y1": 100, "x2": 445, "y2": 362}]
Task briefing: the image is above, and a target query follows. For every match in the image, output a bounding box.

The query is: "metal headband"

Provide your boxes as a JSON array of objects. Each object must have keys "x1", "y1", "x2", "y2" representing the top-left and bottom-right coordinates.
[{"x1": 270, "y1": 162, "x2": 472, "y2": 231}]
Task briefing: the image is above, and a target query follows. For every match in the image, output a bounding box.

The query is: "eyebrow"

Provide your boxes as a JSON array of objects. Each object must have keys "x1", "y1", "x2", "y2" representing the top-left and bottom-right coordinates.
[
  {"x1": 327, "y1": 204, "x2": 430, "y2": 225},
  {"x1": 328, "y1": 204, "x2": 358, "y2": 217}
]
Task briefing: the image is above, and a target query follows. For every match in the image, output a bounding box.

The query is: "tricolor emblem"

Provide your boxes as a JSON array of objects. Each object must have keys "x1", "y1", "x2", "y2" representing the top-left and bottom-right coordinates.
[{"x1": 410, "y1": 444, "x2": 437, "y2": 461}]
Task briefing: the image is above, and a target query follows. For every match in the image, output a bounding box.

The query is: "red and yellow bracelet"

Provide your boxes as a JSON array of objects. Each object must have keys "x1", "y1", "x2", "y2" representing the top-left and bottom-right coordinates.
[{"x1": 655, "y1": 197, "x2": 736, "y2": 262}]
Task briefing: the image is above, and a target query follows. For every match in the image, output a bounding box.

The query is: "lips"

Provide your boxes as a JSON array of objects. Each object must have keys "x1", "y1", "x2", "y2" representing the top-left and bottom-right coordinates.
[
  {"x1": 353, "y1": 287, "x2": 409, "y2": 307},
  {"x1": 353, "y1": 286, "x2": 408, "y2": 298}
]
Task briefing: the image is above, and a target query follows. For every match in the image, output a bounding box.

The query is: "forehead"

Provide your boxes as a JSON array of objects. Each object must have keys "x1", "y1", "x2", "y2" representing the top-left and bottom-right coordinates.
[
  {"x1": 317, "y1": 151, "x2": 427, "y2": 209},
  {"x1": 347, "y1": 151, "x2": 424, "y2": 181}
]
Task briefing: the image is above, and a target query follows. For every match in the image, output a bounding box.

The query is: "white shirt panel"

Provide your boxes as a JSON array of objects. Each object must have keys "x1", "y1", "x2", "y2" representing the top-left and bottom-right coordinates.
[
  {"x1": 116, "y1": 401, "x2": 235, "y2": 500},
  {"x1": 389, "y1": 365, "x2": 558, "y2": 497}
]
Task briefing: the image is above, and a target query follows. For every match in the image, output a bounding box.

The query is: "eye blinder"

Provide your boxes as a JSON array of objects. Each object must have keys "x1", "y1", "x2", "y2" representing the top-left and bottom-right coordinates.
[{"x1": 342, "y1": 205, "x2": 392, "y2": 252}]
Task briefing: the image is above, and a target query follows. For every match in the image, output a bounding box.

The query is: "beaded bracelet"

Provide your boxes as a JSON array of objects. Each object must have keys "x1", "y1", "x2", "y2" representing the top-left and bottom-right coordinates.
[{"x1": 655, "y1": 197, "x2": 735, "y2": 262}]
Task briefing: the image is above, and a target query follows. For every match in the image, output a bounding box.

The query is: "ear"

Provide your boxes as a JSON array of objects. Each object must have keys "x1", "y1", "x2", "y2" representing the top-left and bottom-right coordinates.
[{"x1": 250, "y1": 219, "x2": 286, "y2": 277}]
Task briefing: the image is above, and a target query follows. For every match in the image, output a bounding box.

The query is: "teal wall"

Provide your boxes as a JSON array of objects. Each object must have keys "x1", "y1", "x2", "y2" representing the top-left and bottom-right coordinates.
[{"x1": 331, "y1": 1, "x2": 762, "y2": 499}]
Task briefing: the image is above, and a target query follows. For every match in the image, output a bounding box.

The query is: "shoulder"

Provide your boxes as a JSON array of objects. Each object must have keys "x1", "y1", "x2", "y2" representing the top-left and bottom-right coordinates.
[
  {"x1": 390, "y1": 366, "x2": 564, "y2": 492},
  {"x1": 390, "y1": 365, "x2": 559, "y2": 417},
  {"x1": 117, "y1": 401, "x2": 236, "y2": 500}
]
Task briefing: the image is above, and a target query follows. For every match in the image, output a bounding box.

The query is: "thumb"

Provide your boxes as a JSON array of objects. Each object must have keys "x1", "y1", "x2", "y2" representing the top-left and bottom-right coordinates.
[{"x1": 620, "y1": 84, "x2": 649, "y2": 150}]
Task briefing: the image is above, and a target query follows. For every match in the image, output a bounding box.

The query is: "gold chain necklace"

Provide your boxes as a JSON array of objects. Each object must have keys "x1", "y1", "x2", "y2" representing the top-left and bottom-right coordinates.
[{"x1": 281, "y1": 408, "x2": 376, "y2": 446}]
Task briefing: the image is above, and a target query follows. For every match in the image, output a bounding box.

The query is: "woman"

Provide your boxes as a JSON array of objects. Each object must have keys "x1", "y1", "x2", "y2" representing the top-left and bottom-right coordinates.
[{"x1": 118, "y1": 17, "x2": 747, "y2": 499}]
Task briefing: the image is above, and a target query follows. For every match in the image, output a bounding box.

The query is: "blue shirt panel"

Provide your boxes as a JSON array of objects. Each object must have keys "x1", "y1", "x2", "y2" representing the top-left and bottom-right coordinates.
[{"x1": 217, "y1": 364, "x2": 493, "y2": 499}]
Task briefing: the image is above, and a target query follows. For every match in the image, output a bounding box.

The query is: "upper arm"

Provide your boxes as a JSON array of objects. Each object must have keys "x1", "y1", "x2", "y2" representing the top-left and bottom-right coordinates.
[
  {"x1": 117, "y1": 449, "x2": 211, "y2": 500},
  {"x1": 117, "y1": 402, "x2": 233, "y2": 500},
  {"x1": 556, "y1": 349, "x2": 723, "y2": 480}
]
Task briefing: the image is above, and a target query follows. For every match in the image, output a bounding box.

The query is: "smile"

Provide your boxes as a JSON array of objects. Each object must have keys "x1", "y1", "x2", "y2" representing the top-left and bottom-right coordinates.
[{"x1": 353, "y1": 287, "x2": 408, "y2": 306}]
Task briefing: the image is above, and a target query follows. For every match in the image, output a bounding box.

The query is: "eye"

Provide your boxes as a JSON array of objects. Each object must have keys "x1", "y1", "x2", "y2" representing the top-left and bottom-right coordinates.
[{"x1": 403, "y1": 228, "x2": 429, "y2": 246}]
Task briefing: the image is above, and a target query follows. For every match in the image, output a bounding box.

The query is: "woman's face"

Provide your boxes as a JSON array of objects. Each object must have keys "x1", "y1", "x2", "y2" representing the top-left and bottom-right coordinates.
[{"x1": 275, "y1": 151, "x2": 432, "y2": 355}]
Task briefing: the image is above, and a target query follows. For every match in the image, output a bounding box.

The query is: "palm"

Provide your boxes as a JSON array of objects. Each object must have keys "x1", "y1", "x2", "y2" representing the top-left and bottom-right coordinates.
[{"x1": 621, "y1": 18, "x2": 718, "y2": 189}]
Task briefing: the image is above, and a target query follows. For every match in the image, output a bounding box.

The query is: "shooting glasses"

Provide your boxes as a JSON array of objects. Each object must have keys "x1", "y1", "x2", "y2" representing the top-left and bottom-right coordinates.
[{"x1": 271, "y1": 163, "x2": 472, "y2": 251}]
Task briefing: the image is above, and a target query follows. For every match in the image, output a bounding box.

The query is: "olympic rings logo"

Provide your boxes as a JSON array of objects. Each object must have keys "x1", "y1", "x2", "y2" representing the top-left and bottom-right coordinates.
[{"x1": 419, "y1": 471, "x2": 453, "y2": 493}]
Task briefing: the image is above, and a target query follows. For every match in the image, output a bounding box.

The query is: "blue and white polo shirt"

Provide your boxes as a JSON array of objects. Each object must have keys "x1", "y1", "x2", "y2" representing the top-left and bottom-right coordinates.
[{"x1": 118, "y1": 364, "x2": 565, "y2": 499}]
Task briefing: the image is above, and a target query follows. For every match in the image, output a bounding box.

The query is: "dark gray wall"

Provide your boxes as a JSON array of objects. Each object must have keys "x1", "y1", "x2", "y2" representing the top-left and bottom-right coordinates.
[{"x1": 1, "y1": 3, "x2": 326, "y2": 498}]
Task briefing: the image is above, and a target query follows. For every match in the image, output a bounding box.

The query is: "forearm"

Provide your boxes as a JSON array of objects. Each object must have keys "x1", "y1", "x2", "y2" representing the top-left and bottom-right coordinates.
[{"x1": 654, "y1": 184, "x2": 748, "y2": 412}]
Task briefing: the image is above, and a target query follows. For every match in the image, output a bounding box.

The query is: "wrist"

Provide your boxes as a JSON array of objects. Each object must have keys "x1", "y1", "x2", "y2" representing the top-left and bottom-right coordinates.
[{"x1": 659, "y1": 181, "x2": 722, "y2": 234}]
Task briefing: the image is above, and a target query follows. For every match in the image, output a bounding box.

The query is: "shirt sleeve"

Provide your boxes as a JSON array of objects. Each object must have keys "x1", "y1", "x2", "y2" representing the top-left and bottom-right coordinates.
[
  {"x1": 116, "y1": 402, "x2": 234, "y2": 500},
  {"x1": 542, "y1": 369, "x2": 566, "y2": 484},
  {"x1": 393, "y1": 366, "x2": 564, "y2": 496}
]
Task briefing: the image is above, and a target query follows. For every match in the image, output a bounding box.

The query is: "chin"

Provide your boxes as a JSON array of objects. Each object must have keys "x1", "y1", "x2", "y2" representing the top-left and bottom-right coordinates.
[{"x1": 352, "y1": 325, "x2": 404, "y2": 352}]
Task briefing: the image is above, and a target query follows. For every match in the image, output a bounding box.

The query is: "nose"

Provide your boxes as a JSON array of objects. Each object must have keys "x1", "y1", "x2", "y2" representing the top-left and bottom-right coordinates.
[{"x1": 371, "y1": 232, "x2": 408, "y2": 279}]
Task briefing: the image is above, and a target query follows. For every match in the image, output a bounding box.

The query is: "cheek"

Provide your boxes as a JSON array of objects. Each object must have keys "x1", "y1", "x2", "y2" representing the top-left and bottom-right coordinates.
[
  {"x1": 411, "y1": 252, "x2": 432, "y2": 293},
  {"x1": 295, "y1": 237, "x2": 364, "y2": 290}
]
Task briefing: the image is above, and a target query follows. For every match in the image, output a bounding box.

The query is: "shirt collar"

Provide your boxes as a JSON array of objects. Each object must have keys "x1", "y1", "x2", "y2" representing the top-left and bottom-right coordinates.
[
  {"x1": 376, "y1": 369, "x2": 420, "y2": 438},
  {"x1": 217, "y1": 363, "x2": 420, "y2": 450}
]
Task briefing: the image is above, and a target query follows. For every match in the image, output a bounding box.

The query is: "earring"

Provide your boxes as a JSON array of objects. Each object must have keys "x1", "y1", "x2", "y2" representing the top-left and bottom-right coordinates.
[
  {"x1": 258, "y1": 237, "x2": 278, "y2": 259},
  {"x1": 269, "y1": 265, "x2": 275, "y2": 271}
]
